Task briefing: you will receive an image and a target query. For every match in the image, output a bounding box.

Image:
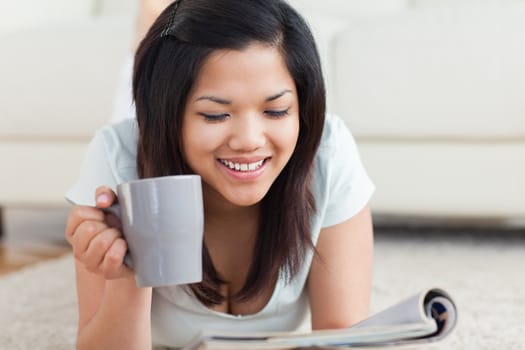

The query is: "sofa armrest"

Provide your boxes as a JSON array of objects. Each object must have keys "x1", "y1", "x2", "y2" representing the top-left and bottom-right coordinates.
[{"x1": 0, "y1": 16, "x2": 134, "y2": 141}]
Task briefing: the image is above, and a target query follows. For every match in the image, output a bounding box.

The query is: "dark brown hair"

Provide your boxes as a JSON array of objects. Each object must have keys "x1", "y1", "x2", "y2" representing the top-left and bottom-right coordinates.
[{"x1": 133, "y1": 0, "x2": 325, "y2": 305}]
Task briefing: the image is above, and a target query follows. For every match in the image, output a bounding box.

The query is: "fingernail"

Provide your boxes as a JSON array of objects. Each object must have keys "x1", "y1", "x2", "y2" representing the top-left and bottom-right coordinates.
[{"x1": 97, "y1": 193, "x2": 110, "y2": 204}]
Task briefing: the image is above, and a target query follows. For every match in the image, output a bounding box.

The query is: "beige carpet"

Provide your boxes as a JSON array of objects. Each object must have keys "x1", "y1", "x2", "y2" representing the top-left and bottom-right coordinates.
[
  {"x1": 0, "y1": 253, "x2": 77, "y2": 350},
  {"x1": 0, "y1": 230, "x2": 524, "y2": 349}
]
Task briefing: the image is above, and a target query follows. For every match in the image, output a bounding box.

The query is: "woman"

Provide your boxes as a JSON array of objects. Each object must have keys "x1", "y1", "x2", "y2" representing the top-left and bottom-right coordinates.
[{"x1": 65, "y1": 0, "x2": 375, "y2": 349}]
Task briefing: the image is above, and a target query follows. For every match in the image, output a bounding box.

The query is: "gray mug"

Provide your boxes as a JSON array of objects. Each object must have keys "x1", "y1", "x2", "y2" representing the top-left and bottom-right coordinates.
[{"x1": 107, "y1": 175, "x2": 204, "y2": 288}]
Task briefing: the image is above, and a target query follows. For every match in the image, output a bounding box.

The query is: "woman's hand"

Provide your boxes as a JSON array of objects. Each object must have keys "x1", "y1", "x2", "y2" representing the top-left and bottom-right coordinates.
[
  {"x1": 67, "y1": 188, "x2": 152, "y2": 349},
  {"x1": 65, "y1": 186, "x2": 134, "y2": 280}
]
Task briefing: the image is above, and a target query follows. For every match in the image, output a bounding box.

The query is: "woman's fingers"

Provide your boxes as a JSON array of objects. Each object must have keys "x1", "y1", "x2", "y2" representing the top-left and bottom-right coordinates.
[
  {"x1": 65, "y1": 206, "x2": 104, "y2": 244},
  {"x1": 95, "y1": 186, "x2": 118, "y2": 208},
  {"x1": 94, "y1": 186, "x2": 122, "y2": 229},
  {"x1": 102, "y1": 238, "x2": 134, "y2": 280},
  {"x1": 65, "y1": 188, "x2": 133, "y2": 281},
  {"x1": 82, "y1": 227, "x2": 123, "y2": 274},
  {"x1": 65, "y1": 186, "x2": 118, "y2": 245},
  {"x1": 72, "y1": 220, "x2": 108, "y2": 260},
  {"x1": 70, "y1": 219, "x2": 133, "y2": 280}
]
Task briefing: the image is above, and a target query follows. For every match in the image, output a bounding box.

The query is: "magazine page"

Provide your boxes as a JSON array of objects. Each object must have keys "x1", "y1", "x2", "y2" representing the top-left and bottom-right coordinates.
[
  {"x1": 182, "y1": 288, "x2": 457, "y2": 350},
  {"x1": 347, "y1": 288, "x2": 457, "y2": 346}
]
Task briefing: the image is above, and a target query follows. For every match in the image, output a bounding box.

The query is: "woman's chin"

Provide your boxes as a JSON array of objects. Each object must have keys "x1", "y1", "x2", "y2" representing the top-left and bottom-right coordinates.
[
  {"x1": 224, "y1": 191, "x2": 267, "y2": 207},
  {"x1": 228, "y1": 197, "x2": 263, "y2": 207}
]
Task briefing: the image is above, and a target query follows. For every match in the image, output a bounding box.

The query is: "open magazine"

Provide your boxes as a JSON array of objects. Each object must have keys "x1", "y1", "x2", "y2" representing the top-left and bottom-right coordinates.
[{"x1": 182, "y1": 288, "x2": 457, "y2": 350}]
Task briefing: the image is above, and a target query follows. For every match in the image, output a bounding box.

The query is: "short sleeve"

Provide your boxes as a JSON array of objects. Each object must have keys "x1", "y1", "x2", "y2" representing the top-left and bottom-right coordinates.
[
  {"x1": 316, "y1": 114, "x2": 375, "y2": 228},
  {"x1": 64, "y1": 131, "x2": 118, "y2": 206}
]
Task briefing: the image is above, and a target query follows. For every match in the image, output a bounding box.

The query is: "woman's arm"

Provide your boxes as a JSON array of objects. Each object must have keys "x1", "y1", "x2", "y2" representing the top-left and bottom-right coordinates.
[
  {"x1": 307, "y1": 205, "x2": 374, "y2": 329},
  {"x1": 74, "y1": 267, "x2": 152, "y2": 350},
  {"x1": 76, "y1": 262, "x2": 151, "y2": 350},
  {"x1": 66, "y1": 188, "x2": 153, "y2": 350}
]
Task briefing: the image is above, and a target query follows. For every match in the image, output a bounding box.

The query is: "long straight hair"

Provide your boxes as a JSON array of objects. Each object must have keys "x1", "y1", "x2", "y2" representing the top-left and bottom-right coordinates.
[{"x1": 133, "y1": 0, "x2": 326, "y2": 305}]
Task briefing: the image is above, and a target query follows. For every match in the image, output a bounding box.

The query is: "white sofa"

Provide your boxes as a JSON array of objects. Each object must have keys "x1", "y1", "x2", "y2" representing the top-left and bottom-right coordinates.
[{"x1": 1, "y1": 0, "x2": 524, "y2": 235}]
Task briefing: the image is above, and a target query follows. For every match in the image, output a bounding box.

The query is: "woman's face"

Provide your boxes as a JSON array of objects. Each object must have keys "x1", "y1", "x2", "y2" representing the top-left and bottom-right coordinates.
[{"x1": 182, "y1": 43, "x2": 300, "y2": 208}]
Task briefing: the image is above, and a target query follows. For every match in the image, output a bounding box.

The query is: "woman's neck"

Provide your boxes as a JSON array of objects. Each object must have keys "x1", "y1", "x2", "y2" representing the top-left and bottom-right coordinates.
[{"x1": 202, "y1": 185, "x2": 260, "y2": 233}]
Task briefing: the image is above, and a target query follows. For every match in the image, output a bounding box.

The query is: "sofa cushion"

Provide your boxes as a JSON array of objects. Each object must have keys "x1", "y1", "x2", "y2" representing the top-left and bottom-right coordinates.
[
  {"x1": 288, "y1": 0, "x2": 407, "y2": 19},
  {"x1": 0, "y1": 0, "x2": 93, "y2": 35},
  {"x1": 410, "y1": 0, "x2": 525, "y2": 10},
  {"x1": 293, "y1": 13, "x2": 348, "y2": 112},
  {"x1": 0, "y1": 16, "x2": 133, "y2": 141},
  {"x1": 332, "y1": 5, "x2": 525, "y2": 139},
  {"x1": 96, "y1": 0, "x2": 137, "y2": 16}
]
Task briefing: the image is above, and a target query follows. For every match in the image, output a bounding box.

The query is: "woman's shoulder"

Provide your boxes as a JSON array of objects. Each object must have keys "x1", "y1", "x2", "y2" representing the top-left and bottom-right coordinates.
[
  {"x1": 94, "y1": 119, "x2": 139, "y2": 166},
  {"x1": 96, "y1": 119, "x2": 138, "y2": 152},
  {"x1": 312, "y1": 113, "x2": 375, "y2": 228},
  {"x1": 64, "y1": 119, "x2": 139, "y2": 206},
  {"x1": 91, "y1": 119, "x2": 139, "y2": 181},
  {"x1": 317, "y1": 113, "x2": 357, "y2": 155}
]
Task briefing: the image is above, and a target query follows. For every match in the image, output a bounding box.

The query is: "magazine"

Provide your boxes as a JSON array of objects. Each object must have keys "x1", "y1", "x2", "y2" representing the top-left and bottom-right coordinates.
[{"x1": 182, "y1": 288, "x2": 457, "y2": 349}]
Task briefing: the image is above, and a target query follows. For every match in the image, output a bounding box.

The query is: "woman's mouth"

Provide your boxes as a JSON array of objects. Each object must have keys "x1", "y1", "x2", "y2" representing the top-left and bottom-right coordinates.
[{"x1": 218, "y1": 158, "x2": 269, "y2": 172}]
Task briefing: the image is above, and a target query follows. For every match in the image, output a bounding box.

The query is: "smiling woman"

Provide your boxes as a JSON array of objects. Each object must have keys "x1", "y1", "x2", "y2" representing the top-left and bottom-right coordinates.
[{"x1": 63, "y1": 0, "x2": 375, "y2": 349}]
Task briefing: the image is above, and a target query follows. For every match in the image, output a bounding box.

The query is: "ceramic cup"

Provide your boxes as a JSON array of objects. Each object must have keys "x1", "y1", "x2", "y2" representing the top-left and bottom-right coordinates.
[{"x1": 107, "y1": 175, "x2": 204, "y2": 288}]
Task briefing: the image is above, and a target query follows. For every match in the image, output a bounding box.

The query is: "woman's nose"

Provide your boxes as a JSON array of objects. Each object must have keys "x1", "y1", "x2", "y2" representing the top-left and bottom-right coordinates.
[{"x1": 227, "y1": 114, "x2": 266, "y2": 152}]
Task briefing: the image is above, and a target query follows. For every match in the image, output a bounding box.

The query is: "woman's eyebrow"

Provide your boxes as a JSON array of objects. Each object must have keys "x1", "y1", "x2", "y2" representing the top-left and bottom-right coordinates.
[
  {"x1": 195, "y1": 95, "x2": 231, "y2": 105},
  {"x1": 194, "y1": 89, "x2": 293, "y2": 104},
  {"x1": 266, "y1": 89, "x2": 292, "y2": 102}
]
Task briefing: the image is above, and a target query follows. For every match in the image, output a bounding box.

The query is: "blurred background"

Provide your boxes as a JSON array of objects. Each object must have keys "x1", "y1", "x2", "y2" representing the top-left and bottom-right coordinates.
[
  {"x1": 0, "y1": 0, "x2": 524, "y2": 348},
  {"x1": 0, "y1": 0, "x2": 524, "y2": 267}
]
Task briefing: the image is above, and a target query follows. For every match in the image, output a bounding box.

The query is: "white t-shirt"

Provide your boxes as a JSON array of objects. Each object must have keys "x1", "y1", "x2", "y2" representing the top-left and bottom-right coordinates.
[{"x1": 65, "y1": 113, "x2": 375, "y2": 349}]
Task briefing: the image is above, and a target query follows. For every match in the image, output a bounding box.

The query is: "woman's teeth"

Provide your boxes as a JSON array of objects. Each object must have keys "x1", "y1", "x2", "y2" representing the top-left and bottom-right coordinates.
[{"x1": 219, "y1": 159, "x2": 265, "y2": 172}]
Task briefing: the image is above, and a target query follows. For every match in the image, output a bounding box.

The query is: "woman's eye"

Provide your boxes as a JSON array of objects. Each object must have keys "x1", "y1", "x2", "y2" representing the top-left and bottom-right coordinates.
[
  {"x1": 198, "y1": 113, "x2": 230, "y2": 122},
  {"x1": 265, "y1": 108, "x2": 289, "y2": 118}
]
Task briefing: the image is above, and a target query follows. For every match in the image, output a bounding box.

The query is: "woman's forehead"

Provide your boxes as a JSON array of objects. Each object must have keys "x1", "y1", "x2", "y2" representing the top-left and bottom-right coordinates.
[{"x1": 191, "y1": 43, "x2": 294, "y2": 95}]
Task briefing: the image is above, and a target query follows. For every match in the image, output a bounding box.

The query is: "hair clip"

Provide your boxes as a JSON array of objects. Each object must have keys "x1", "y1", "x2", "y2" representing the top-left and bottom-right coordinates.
[{"x1": 160, "y1": 0, "x2": 181, "y2": 38}]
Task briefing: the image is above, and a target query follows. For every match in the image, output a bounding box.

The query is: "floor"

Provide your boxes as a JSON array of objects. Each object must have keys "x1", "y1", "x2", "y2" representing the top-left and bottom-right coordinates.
[{"x1": 0, "y1": 207, "x2": 71, "y2": 275}]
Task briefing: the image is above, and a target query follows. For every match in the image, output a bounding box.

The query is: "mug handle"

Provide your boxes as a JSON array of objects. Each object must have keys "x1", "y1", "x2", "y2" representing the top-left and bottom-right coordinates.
[{"x1": 101, "y1": 204, "x2": 134, "y2": 268}]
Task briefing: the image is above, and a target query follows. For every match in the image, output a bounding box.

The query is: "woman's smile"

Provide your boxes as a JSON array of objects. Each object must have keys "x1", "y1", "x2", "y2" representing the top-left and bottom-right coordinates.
[{"x1": 217, "y1": 157, "x2": 271, "y2": 181}]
